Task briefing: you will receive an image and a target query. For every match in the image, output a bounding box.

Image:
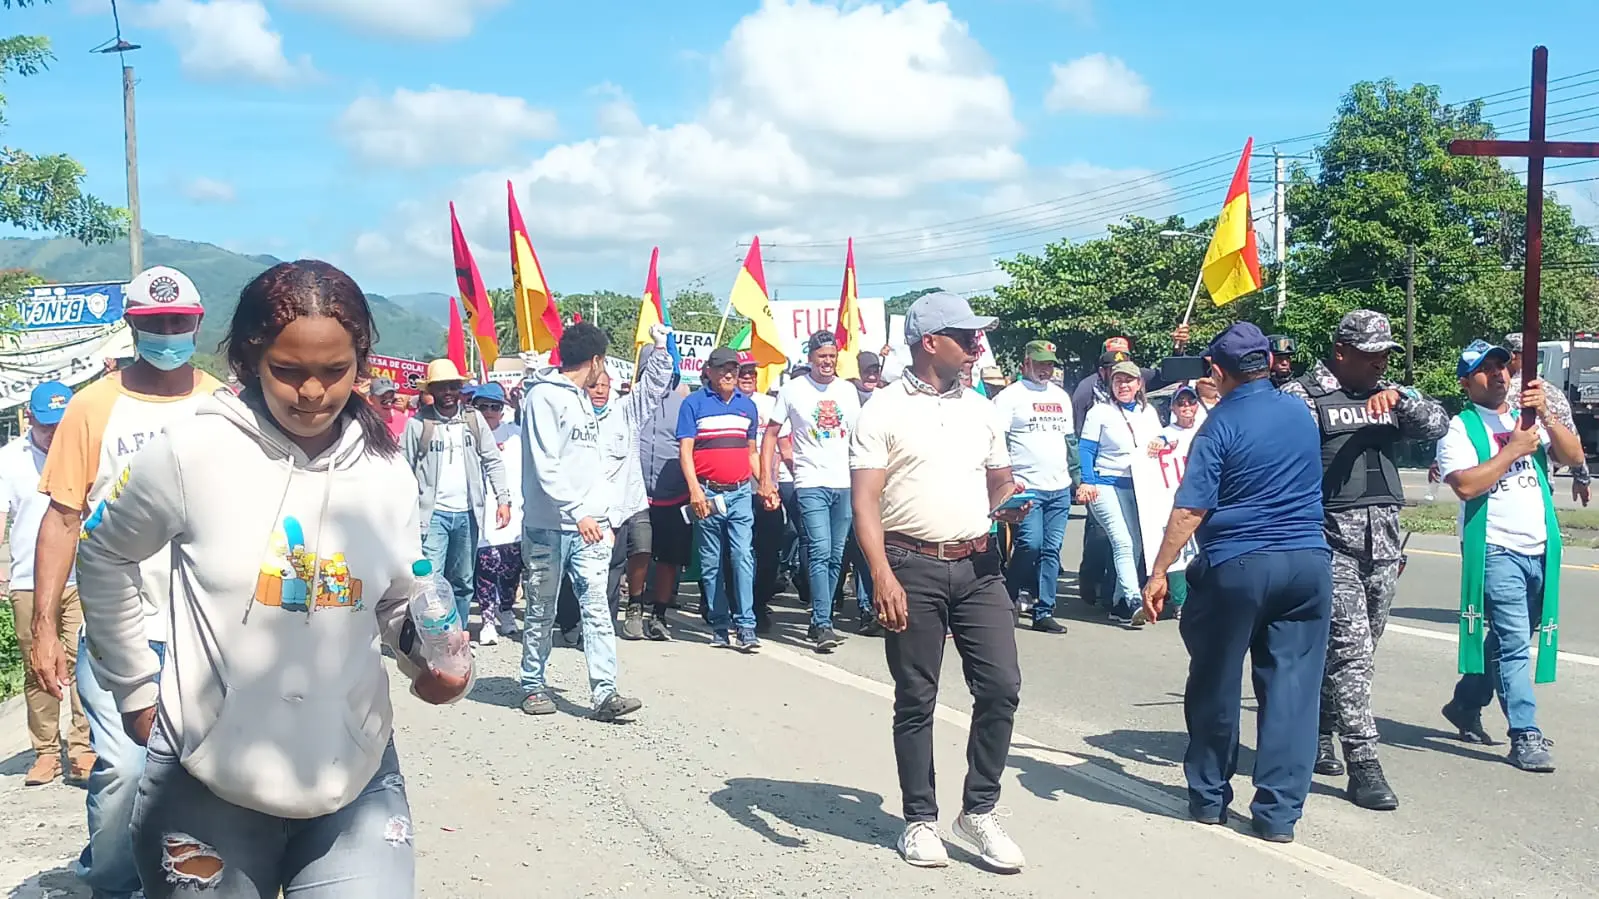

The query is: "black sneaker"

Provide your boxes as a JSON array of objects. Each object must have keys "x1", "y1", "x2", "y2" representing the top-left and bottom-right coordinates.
[
  {"x1": 644, "y1": 613, "x2": 671, "y2": 642},
  {"x1": 1441, "y1": 701, "x2": 1496, "y2": 745},
  {"x1": 1032, "y1": 617, "x2": 1066, "y2": 634},
  {"x1": 1508, "y1": 731, "x2": 1555, "y2": 772},
  {"x1": 521, "y1": 692, "x2": 557, "y2": 716},
  {"x1": 856, "y1": 616, "x2": 885, "y2": 637},
  {"x1": 810, "y1": 626, "x2": 841, "y2": 652},
  {"x1": 756, "y1": 613, "x2": 773, "y2": 635},
  {"x1": 592, "y1": 694, "x2": 643, "y2": 722},
  {"x1": 560, "y1": 626, "x2": 582, "y2": 649},
  {"x1": 1314, "y1": 734, "x2": 1344, "y2": 776}
]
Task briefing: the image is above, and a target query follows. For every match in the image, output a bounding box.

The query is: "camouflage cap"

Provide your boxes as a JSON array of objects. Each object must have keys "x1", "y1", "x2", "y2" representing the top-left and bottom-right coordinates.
[
  {"x1": 1503, "y1": 332, "x2": 1525, "y2": 352},
  {"x1": 1334, "y1": 309, "x2": 1402, "y2": 353}
]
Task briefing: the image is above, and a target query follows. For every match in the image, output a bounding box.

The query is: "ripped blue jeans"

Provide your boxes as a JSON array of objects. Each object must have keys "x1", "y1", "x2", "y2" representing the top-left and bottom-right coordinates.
[{"x1": 130, "y1": 721, "x2": 414, "y2": 897}]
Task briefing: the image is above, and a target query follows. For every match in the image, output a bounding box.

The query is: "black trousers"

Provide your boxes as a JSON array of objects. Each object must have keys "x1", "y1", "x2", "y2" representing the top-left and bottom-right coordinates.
[
  {"x1": 883, "y1": 543, "x2": 1021, "y2": 823},
  {"x1": 1079, "y1": 511, "x2": 1111, "y2": 604},
  {"x1": 1180, "y1": 547, "x2": 1332, "y2": 835},
  {"x1": 754, "y1": 502, "x2": 784, "y2": 615}
]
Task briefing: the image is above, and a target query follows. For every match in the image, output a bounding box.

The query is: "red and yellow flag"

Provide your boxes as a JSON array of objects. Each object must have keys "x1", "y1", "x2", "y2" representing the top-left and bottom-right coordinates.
[
  {"x1": 507, "y1": 182, "x2": 563, "y2": 354},
  {"x1": 446, "y1": 295, "x2": 469, "y2": 377},
  {"x1": 1201, "y1": 137, "x2": 1263, "y2": 307},
  {"x1": 449, "y1": 202, "x2": 499, "y2": 368},
  {"x1": 728, "y1": 236, "x2": 787, "y2": 392},
  {"x1": 832, "y1": 237, "x2": 865, "y2": 380}
]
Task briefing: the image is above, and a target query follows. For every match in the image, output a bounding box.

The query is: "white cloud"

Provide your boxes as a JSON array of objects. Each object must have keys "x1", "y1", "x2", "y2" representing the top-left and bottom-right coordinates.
[
  {"x1": 336, "y1": 87, "x2": 559, "y2": 168},
  {"x1": 277, "y1": 0, "x2": 507, "y2": 40},
  {"x1": 1045, "y1": 53, "x2": 1151, "y2": 115},
  {"x1": 134, "y1": 0, "x2": 312, "y2": 84},
  {"x1": 180, "y1": 176, "x2": 237, "y2": 203},
  {"x1": 349, "y1": 1, "x2": 1169, "y2": 297}
]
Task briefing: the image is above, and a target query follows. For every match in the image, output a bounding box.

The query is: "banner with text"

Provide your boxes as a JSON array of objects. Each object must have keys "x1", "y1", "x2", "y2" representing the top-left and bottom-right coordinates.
[
  {"x1": 1, "y1": 324, "x2": 135, "y2": 412},
  {"x1": 367, "y1": 353, "x2": 427, "y2": 394},
  {"x1": 770, "y1": 298, "x2": 887, "y2": 364},
  {"x1": 1130, "y1": 430, "x2": 1199, "y2": 574},
  {"x1": 19, "y1": 282, "x2": 127, "y2": 331}
]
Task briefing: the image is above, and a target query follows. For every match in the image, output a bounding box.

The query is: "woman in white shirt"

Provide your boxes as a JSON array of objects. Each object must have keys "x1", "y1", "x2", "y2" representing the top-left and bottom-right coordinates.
[{"x1": 1078, "y1": 362, "x2": 1163, "y2": 626}]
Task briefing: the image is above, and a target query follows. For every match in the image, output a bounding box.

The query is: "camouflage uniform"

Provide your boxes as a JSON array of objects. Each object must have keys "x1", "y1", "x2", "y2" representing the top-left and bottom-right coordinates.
[
  {"x1": 1504, "y1": 332, "x2": 1591, "y2": 486},
  {"x1": 1280, "y1": 314, "x2": 1450, "y2": 766}
]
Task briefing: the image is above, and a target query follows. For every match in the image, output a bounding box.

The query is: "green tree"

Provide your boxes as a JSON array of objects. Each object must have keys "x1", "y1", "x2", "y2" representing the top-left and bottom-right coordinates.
[
  {"x1": 982, "y1": 215, "x2": 1244, "y2": 370},
  {"x1": 0, "y1": 1, "x2": 125, "y2": 248},
  {"x1": 1285, "y1": 79, "x2": 1599, "y2": 396}
]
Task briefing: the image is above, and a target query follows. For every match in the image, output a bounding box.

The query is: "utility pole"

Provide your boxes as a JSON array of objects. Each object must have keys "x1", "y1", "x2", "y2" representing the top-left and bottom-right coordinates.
[
  {"x1": 96, "y1": 4, "x2": 143, "y2": 279},
  {"x1": 1404, "y1": 244, "x2": 1417, "y2": 385},
  {"x1": 1273, "y1": 147, "x2": 1287, "y2": 317}
]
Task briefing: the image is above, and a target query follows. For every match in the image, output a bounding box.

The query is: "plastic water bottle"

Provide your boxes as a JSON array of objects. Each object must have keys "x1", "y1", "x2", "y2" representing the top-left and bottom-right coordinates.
[{"x1": 407, "y1": 559, "x2": 471, "y2": 677}]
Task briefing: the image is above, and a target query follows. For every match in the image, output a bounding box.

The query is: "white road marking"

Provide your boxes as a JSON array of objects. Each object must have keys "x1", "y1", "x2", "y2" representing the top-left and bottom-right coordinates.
[
  {"x1": 759, "y1": 642, "x2": 1442, "y2": 899},
  {"x1": 1386, "y1": 622, "x2": 1599, "y2": 667}
]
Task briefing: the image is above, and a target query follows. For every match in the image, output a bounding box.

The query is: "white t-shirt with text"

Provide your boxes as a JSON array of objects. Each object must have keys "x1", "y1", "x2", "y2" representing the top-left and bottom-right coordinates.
[
  {"x1": 1435, "y1": 404, "x2": 1553, "y2": 555},
  {"x1": 770, "y1": 375, "x2": 861, "y2": 489},
  {"x1": 752, "y1": 392, "x2": 794, "y2": 485},
  {"x1": 991, "y1": 379, "x2": 1075, "y2": 492},
  {"x1": 1081, "y1": 401, "x2": 1163, "y2": 481}
]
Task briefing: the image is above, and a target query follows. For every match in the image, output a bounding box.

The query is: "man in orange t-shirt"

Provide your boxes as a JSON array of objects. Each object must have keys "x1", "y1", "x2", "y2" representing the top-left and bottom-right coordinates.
[{"x1": 30, "y1": 265, "x2": 221, "y2": 899}]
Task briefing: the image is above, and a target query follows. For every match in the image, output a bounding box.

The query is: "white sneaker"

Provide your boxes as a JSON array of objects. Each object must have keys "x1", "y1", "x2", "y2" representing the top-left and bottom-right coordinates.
[
  {"x1": 897, "y1": 821, "x2": 949, "y2": 868},
  {"x1": 479, "y1": 626, "x2": 499, "y2": 646},
  {"x1": 954, "y1": 811, "x2": 1025, "y2": 871}
]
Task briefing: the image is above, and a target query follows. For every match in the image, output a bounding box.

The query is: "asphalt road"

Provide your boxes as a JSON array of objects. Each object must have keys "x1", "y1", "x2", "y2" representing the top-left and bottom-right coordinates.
[{"x1": 1399, "y1": 467, "x2": 1592, "y2": 511}]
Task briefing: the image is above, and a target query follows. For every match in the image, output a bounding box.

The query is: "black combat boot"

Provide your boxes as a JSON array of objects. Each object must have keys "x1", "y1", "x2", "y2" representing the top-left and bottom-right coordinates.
[
  {"x1": 1314, "y1": 733, "x2": 1344, "y2": 776},
  {"x1": 1346, "y1": 759, "x2": 1399, "y2": 811}
]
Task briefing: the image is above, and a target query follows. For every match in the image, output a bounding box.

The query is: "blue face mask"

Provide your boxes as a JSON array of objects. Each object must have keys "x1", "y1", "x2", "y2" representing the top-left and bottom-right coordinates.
[{"x1": 134, "y1": 330, "x2": 197, "y2": 371}]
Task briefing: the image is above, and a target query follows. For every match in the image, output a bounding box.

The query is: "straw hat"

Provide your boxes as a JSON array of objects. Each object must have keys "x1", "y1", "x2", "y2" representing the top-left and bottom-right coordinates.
[{"x1": 419, "y1": 359, "x2": 467, "y2": 387}]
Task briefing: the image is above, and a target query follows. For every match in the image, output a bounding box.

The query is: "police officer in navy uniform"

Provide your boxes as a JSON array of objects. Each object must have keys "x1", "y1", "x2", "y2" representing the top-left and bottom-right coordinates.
[
  {"x1": 1141, "y1": 322, "x2": 1332, "y2": 843},
  {"x1": 1280, "y1": 310, "x2": 1448, "y2": 811},
  {"x1": 1267, "y1": 335, "x2": 1298, "y2": 387}
]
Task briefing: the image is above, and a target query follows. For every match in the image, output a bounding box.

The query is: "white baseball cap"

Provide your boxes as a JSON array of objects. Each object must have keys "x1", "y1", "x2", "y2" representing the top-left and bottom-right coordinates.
[{"x1": 125, "y1": 266, "x2": 204, "y2": 317}]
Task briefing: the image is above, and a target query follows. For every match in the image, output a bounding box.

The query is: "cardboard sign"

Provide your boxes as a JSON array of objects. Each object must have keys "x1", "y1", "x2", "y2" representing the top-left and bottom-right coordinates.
[
  {"x1": 673, "y1": 330, "x2": 717, "y2": 386},
  {"x1": 770, "y1": 298, "x2": 887, "y2": 364},
  {"x1": 1130, "y1": 428, "x2": 1199, "y2": 573},
  {"x1": 368, "y1": 353, "x2": 427, "y2": 394}
]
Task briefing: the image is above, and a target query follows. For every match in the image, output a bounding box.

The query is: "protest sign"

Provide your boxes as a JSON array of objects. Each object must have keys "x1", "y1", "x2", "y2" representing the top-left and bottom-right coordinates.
[
  {"x1": 770, "y1": 298, "x2": 886, "y2": 363},
  {"x1": 0, "y1": 324, "x2": 135, "y2": 413},
  {"x1": 368, "y1": 353, "x2": 427, "y2": 394},
  {"x1": 1130, "y1": 429, "x2": 1199, "y2": 573},
  {"x1": 673, "y1": 330, "x2": 716, "y2": 386}
]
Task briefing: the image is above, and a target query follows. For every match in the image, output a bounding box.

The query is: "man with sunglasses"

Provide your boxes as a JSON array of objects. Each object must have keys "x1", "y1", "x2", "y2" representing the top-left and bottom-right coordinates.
[{"x1": 851, "y1": 291, "x2": 1030, "y2": 872}]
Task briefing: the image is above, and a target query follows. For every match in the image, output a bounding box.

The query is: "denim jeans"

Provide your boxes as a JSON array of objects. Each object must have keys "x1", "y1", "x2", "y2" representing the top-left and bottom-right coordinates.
[
  {"x1": 1006, "y1": 487, "x2": 1072, "y2": 620},
  {"x1": 696, "y1": 482, "x2": 756, "y2": 634},
  {"x1": 1089, "y1": 484, "x2": 1145, "y2": 618},
  {"x1": 520, "y1": 527, "x2": 619, "y2": 706},
  {"x1": 131, "y1": 721, "x2": 413, "y2": 898},
  {"x1": 795, "y1": 486, "x2": 852, "y2": 629},
  {"x1": 75, "y1": 635, "x2": 165, "y2": 899},
  {"x1": 1451, "y1": 546, "x2": 1545, "y2": 737},
  {"x1": 423, "y1": 510, "x2": 479, "y2": 629}
]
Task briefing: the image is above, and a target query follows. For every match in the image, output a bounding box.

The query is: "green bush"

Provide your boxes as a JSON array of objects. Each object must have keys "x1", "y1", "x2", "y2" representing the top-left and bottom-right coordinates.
[{"x1": 0, "y1": 599, "x2": 21, "y2": 701}]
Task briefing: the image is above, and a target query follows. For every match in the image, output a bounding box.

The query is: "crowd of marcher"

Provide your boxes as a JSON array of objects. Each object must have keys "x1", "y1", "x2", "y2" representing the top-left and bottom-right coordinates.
[{"x1": 0, "y1": 261, "x2": 1575, "y2": 893}]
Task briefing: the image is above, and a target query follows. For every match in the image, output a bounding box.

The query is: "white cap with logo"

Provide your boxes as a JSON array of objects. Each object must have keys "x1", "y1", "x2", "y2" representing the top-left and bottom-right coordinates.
[{"x1": 125, "y1": 266, "x2": 204, "y2": 317}]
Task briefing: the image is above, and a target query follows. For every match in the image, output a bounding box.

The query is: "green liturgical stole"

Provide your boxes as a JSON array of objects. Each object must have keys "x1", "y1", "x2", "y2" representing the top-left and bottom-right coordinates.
[{"x1": 1457, "y1": 406, "x2": 1561, "y2": 683}]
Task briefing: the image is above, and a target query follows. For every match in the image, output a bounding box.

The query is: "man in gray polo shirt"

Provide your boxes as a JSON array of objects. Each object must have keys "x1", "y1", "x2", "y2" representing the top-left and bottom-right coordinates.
[{"x1": 850, "y1": 291, "x2": 1030, "y2": 873}]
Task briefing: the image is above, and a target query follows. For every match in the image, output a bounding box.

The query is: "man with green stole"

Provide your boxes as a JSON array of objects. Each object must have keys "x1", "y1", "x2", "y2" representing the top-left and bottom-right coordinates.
[{"x1": 1435, "y1": 340, "x2": 1581, "y2": 772}]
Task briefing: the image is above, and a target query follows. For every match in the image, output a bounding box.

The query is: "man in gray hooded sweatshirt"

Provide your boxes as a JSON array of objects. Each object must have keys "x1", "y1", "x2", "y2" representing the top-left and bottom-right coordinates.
[
  {"x1": 403, "y1": 359, "x2": 511, "y2": 631},
  {"x1": 518, "y1": 323, "x2": 644, "y2": 722}
]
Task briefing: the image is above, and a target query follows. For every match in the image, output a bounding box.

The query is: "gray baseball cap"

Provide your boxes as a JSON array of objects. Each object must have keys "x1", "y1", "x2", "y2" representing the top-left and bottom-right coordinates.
[
  {"x1": 1334, "y1": 309, "x2": 1402, "y2": 353},
  {"x1": 1503, "y1": 332, "x2": 1525, "y2": 352},
  {"x1": 369, "y1": 376, "x2": 397, "y2": 397},
  {"x1": 904, "y1": 291, "x2": 997, "y2": 343}
]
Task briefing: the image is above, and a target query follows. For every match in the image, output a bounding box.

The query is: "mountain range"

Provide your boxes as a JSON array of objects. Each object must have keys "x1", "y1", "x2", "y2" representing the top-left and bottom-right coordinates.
[{"x1": 0, "y1": 234, "x2": 446, "y2": 360}]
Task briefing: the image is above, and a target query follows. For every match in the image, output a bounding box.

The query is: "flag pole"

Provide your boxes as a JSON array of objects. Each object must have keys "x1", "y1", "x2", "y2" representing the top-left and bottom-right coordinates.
[{"x1": 713, "y1": 295, "x2": 735, "y2": 346}]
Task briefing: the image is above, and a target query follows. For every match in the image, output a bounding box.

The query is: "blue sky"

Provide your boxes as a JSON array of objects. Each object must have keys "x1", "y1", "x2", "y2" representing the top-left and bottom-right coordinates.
[{"x1": 7, "y1": 0, "x2": 1598, "y2": 301}]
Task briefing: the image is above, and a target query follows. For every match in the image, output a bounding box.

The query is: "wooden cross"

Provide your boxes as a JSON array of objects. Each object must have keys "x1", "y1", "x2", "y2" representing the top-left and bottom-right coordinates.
[{"x1": 1449, "y1": 46, "x2": 1599, "y2": 424}]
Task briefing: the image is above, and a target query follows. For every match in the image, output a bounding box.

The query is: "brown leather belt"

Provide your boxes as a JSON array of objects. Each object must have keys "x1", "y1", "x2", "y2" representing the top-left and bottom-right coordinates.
[
  {"x1": 885, "y1": 532, "x2": 989, "y2": 561},
  {"x1": 701, "y1": 478, "x2": 749, "y2": 493}
]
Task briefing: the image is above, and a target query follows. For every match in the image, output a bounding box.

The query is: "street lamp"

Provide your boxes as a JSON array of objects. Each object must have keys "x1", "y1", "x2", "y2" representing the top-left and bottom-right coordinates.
[{"x1": 93, "y1": 0, "x2": 142, "y2": 277}]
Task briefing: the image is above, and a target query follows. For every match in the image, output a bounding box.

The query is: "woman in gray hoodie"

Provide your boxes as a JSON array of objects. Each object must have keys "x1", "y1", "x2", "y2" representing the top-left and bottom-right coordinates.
[{"x1": 75, "y1": 261, "x2": 470, "y2": 898}]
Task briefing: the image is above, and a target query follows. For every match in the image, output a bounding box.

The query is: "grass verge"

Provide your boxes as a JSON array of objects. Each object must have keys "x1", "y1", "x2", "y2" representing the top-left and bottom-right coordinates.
[
  {"x1": 1401, "y1": 502, "x2": 1599, "y2": 547},
  {"x1": 0, "y1": 600, "x2": 21, "y2": 701}
]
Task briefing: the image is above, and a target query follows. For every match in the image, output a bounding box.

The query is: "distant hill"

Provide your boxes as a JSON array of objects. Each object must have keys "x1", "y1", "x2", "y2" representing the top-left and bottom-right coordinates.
[
  {"x1": 387, "y1": 292, "x2": 453, "y2": 326},
  {"x1": 0, "y1": 233, "x2": 444, "y2": 360}
]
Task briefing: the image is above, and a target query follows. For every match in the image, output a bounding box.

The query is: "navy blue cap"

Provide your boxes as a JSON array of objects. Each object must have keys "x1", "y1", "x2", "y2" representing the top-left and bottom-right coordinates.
[
  {"x1": 29, "y1": 381, "x2": 71, "y2": 425},
  {"x1": 1204, "y1": 322, "x2": 1271, "y2": 373},
  {"x1": 1457, "y1": 340, "x2": 1511, "y2": 378}
]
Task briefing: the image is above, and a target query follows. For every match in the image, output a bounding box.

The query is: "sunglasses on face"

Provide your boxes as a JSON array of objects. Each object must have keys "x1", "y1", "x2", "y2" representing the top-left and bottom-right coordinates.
[
  {"x1": 933, "y1": 329, "x2": 983, "y2": 352},
  {"x1": 474, "y1": 402, "x2": 504, "y2": 413}
]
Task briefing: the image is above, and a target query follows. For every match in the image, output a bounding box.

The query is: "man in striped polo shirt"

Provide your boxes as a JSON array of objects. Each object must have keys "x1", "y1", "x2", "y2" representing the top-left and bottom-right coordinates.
[{"x1": 677, "y1": 347, "x2": 764, "y2": 652}]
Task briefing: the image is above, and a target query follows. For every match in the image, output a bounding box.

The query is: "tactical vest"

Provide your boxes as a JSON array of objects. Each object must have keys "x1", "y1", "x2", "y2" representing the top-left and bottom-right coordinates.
[{"x1": 1296, "y1": 373, "x2": 1405, "y2": 512}]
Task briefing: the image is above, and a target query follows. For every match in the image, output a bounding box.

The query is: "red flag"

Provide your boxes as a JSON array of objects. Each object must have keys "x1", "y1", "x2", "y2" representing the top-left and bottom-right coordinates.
[
  {"x1": 449, "y1": 202, "x2": 500, "y2": 367},
  {"x1": 446, "y1": 296, "x2": 468, "y2": 376},
  {"x1": 832, "y1": 237, "x2": 865, "y2": 379}
]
